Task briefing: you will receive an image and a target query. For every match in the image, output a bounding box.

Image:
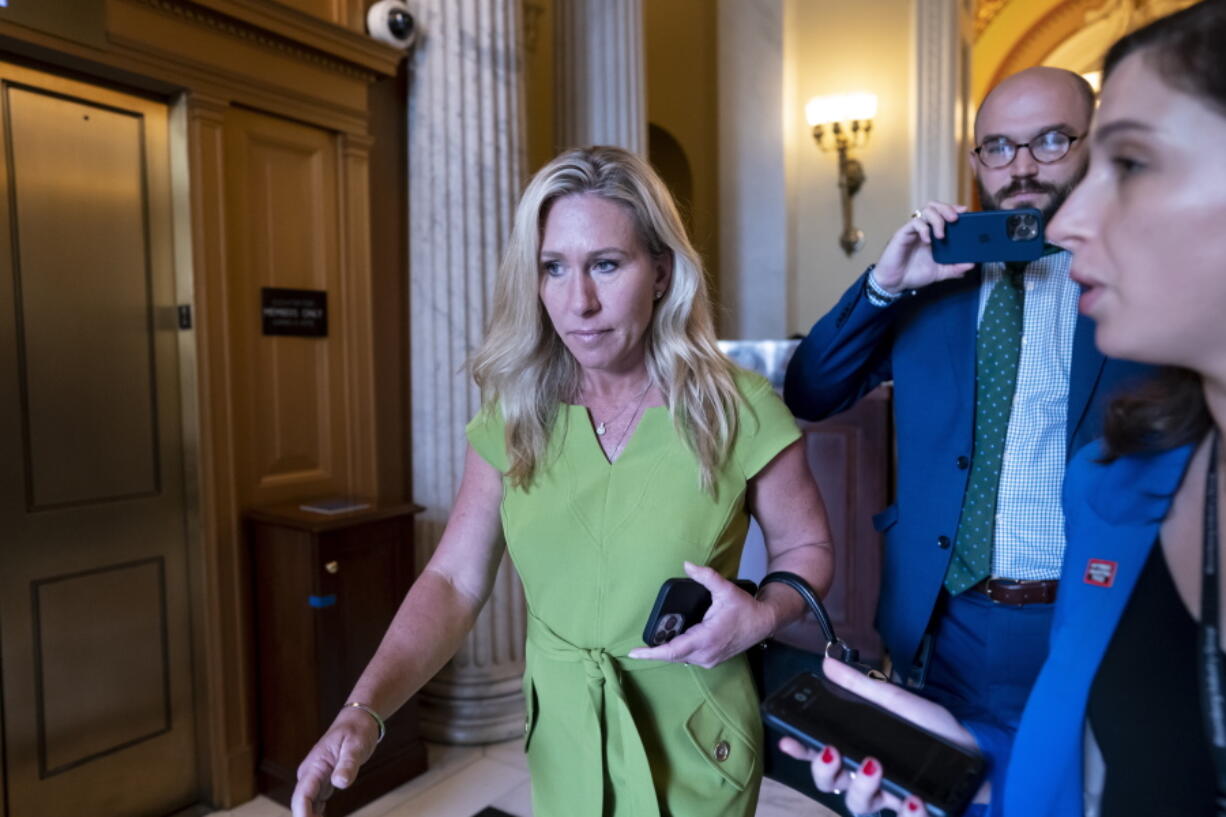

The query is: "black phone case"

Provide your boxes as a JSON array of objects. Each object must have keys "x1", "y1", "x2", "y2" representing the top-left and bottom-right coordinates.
[
  {"x1": 641, "y1": 577, "x2": 759, "y2": 647},
  {"x1": 931, "y1": 208, "x2": 1045, "y2": 265},
  {"x1": 761, "y1": 672, "x2": 985, "y2": 817}
]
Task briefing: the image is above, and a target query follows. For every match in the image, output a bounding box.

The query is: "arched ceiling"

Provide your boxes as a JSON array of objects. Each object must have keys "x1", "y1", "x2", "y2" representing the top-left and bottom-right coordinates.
[{"x1": 972, "y1": 0, "x2": 1196, "y2": 103}]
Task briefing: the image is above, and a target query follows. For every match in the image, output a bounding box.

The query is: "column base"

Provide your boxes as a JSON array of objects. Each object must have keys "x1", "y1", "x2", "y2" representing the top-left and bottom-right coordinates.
[{"x1": 417, "y1": 674, "x2": 525, "y2": 744}]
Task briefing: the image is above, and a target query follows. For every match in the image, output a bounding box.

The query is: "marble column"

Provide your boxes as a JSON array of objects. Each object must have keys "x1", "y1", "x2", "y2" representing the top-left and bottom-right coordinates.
[
  {"x1": 913, "y1": 0, "x2": 969, "y2": 204},
  {"x1": 554, "y1": 0, "x2": 646, "y2": 154},
  {"x1": 407, "y1": 0, "x2": 527, "y2": 743}
]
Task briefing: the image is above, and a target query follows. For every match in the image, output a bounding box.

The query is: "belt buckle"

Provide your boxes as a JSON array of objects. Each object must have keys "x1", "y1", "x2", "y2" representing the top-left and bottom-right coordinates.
[
  {"x1": 985, "y1": 578, "x2": 1053, "y2": 606},
  {"x1": 984, "y1": 577, "x2": 1011, "y2": 601},
  {"x1": 984, "y1": 577, "x2": 1019, "y2": 604}
]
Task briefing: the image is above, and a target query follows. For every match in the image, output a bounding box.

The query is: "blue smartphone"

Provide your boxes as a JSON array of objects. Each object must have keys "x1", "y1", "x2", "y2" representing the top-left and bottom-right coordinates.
[
  {"x1": 761, "y1": 671, "x2": 985, "y2": 817},
  {"x1": 930, "y1": 208, "x2": 1044, "y2": 265}
]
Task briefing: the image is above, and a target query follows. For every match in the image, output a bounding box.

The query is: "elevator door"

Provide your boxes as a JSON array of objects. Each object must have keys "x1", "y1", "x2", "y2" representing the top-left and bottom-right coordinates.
[{"x1": 0, "y1": 63, "x2": 199, "y2": 817}]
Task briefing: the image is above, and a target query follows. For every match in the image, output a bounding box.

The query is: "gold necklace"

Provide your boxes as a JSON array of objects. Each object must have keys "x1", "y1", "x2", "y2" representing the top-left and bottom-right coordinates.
[
  {"x1": 592, "y1": 379, "x2": 652, "y2": 436},
  {"x1": 607, "y1": 383, "x2": 653, "y2": 460}
]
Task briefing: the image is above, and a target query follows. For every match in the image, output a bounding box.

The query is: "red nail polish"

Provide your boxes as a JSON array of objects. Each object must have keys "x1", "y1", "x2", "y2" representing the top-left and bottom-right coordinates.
[
  {"x1": 862, "y1": 758, "x2": 878, "y2": 776},
  {"x1": 820, "y1": 746, "x2": 835, "y2": 764},
  {"x1": 907, "y1": 800, "x2": 921, "y2": 813}
]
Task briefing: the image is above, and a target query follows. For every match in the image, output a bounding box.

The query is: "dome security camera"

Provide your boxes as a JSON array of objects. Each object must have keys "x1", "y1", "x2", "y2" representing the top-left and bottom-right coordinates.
[{"x1": 366, "y1": 0, "x2": 418, "y2": 50}]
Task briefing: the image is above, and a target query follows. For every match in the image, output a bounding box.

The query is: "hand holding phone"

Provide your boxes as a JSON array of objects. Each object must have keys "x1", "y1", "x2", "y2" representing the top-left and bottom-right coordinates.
[
  {"x1": 629, "y1": 562, "x2": 776, "y2": 668},
  {"x1": 870, "y1": 201, "x2": 976, "y2": 296},
  {"x1": 640, "y1": 576, "x2": 759, "y2": 647},
  {"x1": 930, "y1": 207, "x2": 1045, "y2": 265},
  {"x1": 762, "y1": 662, "x2": 985, "y2": 817}
]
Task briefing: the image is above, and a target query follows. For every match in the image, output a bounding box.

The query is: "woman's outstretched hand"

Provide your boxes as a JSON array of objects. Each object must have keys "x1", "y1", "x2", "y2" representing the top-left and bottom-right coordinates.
[
  {"x1": 291, "y1": 707, "x2": 381, "y2": 817},
  {"x1": 779, "y1": 656, "x2": 980, "y2": 815},
  {"x1": 627, "y1": 561, "x2": 775, "y2": 668}
]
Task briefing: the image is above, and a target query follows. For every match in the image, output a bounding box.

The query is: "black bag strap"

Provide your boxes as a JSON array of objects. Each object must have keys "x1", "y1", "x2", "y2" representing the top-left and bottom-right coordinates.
[{"x1": 758, "y1": 571, "x2": 861, "y2": 665}]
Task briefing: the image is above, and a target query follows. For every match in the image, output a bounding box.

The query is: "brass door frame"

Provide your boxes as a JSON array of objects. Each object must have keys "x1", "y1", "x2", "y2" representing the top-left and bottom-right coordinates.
[{"x1": 0, "y1": 59, "x2": 201, "y2": 817}]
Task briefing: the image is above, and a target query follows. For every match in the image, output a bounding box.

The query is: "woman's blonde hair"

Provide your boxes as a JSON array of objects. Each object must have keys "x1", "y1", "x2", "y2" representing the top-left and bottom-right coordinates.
[{"x1": 470, "y1": 145, "x2": 740, "y2": 494}]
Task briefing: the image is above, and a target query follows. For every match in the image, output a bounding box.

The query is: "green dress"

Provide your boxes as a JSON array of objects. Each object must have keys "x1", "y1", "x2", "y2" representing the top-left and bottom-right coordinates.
[{"x1": 465, "y1": 370, "x2": 800, "y2": 817}]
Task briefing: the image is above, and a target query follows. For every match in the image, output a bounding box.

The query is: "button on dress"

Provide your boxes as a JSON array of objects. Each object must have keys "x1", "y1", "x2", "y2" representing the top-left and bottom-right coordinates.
[{"x1": 465, "y1": 370, "x2": 801, "y2": 817}]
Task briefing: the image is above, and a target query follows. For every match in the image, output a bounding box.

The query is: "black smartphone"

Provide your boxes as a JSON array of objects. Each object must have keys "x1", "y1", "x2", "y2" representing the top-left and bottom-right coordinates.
[
  {"x1": 761, "y1": 671, "x2": 985, "y2": 817},
  {"x1": 930, "y1": 207, "x2": 1045, "y2": 265},
  {"x1": 641, "y1": 577, "x2": 759, "y2": 647}
]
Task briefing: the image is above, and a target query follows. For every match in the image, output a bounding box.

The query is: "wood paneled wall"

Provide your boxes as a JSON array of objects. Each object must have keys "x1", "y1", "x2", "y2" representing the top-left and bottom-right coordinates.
[
  {"x1": 367, "y1": 64, "x2": 412, "y2": 503},
  {"x1": 0, "y1": 0, "x2": 408, "y2": 807},
  {"x1": 222, "y1": 107, "x2": 378, "y2": 506}
]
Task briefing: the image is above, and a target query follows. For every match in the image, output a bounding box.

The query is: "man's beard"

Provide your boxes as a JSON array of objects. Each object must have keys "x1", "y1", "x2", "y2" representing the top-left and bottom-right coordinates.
[{"x1": 977, "y1": 162, "x2": 1087, "y2": 224}]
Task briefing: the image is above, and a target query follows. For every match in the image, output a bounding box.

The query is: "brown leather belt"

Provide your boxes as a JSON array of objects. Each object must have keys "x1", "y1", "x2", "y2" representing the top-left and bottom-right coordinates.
[{"x1": 969, "y1": 578, "x2": 1058, "y2": 606}]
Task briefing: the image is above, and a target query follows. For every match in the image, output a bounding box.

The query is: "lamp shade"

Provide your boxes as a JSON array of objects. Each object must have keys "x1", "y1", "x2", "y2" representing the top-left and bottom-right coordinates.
[{"x1": 805, "y1": 93, "x2": 878, "y2": 127}]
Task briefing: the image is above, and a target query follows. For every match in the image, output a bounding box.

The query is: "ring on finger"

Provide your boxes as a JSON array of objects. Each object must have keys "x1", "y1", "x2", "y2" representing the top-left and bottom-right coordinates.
[{"x1": 910, "y1": 209, "x2": 923, "y2": 220}]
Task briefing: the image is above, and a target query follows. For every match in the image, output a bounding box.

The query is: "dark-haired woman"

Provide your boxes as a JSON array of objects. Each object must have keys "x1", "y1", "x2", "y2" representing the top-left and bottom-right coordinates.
[{"x1": 785, "y1": 1, "x2": 1226, "y2": 814}]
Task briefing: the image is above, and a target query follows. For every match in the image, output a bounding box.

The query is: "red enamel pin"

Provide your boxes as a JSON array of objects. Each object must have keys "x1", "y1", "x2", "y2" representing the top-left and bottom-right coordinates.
[{"x1": 1084, "y1": 559, "x2": 1117, "y2": 588}]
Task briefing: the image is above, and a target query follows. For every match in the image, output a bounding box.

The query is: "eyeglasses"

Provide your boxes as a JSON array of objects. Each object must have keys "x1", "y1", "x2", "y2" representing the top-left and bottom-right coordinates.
[{"x1": 973, "y1": 129, "x2": 1080, "y2": 169}]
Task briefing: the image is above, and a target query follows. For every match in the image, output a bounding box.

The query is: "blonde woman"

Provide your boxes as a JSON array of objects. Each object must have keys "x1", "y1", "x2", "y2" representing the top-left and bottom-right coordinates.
[{"x1": 291, "y1": 146, "x2": 833, "y2": 817}]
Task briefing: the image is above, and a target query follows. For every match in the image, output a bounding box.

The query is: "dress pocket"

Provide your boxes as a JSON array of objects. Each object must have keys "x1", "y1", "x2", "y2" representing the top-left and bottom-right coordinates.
[
  {"x1": 522, "y1": 672, "x2": 539, "y2": 753},
  {"x1": 682, "y1": 693, "x2": 758, "y2": 792}
]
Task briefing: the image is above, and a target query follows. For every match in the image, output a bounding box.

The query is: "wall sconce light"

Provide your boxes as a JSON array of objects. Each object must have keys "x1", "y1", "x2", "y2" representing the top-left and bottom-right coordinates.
[{"x1": 805, "y1": 92, "x2": 877, "y2": 256}]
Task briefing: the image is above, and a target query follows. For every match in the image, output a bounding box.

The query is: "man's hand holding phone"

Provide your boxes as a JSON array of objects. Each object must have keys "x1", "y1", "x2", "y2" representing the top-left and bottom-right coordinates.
[
  {"x1": 872, "y1": 201, "x2": 976, "y2": 296},
  {"x1": 776, "y1": 657, "x2": 987, "y2": 816}
]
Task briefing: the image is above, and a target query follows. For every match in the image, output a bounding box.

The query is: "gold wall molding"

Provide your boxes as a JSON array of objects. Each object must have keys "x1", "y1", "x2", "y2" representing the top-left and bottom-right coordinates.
[
  {"x1": 128, "y1": 0, "x2": 397, "y2": 81},
  {"x1": 104, "y1": 0, "x2": 375, "y2": 134},
  {"x1": 974, "y1": 0, "x2": 1194, "y2": 102},
  {"x1": 974, "y1": 0, "x2": 1107, "y2": 101},
  {"x1": 990, "y1": 0, "x2": 1106, "y2": 92},
  {"x1": 974, "y1": 0, "x2": 1010, "y2": 39}
]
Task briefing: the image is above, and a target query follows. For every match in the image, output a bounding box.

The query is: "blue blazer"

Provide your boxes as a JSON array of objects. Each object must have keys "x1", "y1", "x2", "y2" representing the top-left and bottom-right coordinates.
[
  {"x1": 783, "y1": 270, "x2": 1154, "y2": 676},
  {"x1": 1000, "y1": 440, "x2": 1194, "y2": 816}
]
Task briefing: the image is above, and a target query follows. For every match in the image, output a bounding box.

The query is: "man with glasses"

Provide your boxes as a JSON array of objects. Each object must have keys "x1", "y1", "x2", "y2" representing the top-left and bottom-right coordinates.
[{"x1": 784, "y1": 66, "x2": 1151, "y2": 804}]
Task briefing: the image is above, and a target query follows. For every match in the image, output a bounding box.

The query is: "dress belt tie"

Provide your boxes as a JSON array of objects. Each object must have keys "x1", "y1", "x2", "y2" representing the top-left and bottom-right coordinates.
[{"x1": 526, "y1": 612, "x2": 666, "y2": 817}]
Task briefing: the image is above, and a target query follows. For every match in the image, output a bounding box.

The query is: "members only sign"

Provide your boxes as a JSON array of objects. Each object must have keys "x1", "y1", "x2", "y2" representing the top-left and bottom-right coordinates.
[{"x1": 261, "y1": 288, "x2": 327, "y2": 337}]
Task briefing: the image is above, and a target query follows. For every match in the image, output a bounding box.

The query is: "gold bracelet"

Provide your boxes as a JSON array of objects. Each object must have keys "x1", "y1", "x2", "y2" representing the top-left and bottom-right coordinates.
[{"x1": 343, "y1": 701, "x2": 386, "y2": 743}]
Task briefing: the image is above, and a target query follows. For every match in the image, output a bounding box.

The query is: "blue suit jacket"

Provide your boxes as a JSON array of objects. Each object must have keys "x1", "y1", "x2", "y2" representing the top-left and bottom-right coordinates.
[
  {"x1": 999, "y1": 440, "x2": 1194, "y2": 816},
  {"x1": 783, "y1": 269, "x2": 1154, "y2": 677}
]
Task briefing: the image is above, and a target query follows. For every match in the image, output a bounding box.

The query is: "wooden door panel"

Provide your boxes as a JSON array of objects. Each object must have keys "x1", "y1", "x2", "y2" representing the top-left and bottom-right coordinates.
[{"x1": 224, "y1": 108, "x2": 348, "y2": 505}]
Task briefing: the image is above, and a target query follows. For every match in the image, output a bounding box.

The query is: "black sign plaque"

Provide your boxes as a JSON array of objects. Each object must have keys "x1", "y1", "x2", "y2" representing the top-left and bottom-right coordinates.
[{"x1": 261, "y1": 288, "x2": 327, "y2": 337}]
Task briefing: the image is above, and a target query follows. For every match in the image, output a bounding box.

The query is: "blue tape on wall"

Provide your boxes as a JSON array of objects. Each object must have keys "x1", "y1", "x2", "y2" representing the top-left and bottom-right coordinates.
[{"x1": 308, "y1": 594, "x2": 337, "y2": 608}]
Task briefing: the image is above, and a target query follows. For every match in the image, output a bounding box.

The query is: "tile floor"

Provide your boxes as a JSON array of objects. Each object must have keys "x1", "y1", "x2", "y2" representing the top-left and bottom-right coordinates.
[{"x1": 206, "y1": 740, "x2": 839, "y2": 817}]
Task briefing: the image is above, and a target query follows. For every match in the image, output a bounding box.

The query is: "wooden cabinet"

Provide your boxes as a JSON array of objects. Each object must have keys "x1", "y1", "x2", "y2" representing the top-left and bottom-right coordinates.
[
  {"x1": 777, "y1": 385, "x2": 892, "y2": 666},
  {"x1": 247, "y1": 502, "x2": 427, "y2": 816}
]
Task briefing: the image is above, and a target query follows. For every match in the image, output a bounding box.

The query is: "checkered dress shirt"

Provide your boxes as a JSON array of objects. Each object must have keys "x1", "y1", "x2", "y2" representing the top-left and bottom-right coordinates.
[{"x1": 976, "y1": 250, "x2": 1080, "y2": 580}]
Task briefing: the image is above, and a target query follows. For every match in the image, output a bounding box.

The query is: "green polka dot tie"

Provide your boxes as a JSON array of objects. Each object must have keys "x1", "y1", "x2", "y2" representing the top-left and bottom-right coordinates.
[{"x1": 945, "y1": 264, "x2": 1026, "y2": 594}]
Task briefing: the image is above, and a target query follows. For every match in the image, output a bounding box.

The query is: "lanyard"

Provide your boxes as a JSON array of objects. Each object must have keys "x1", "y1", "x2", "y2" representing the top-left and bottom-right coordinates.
[{"x1": 1200, "y1": 429, "x2": 1226, "y2": 811}]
